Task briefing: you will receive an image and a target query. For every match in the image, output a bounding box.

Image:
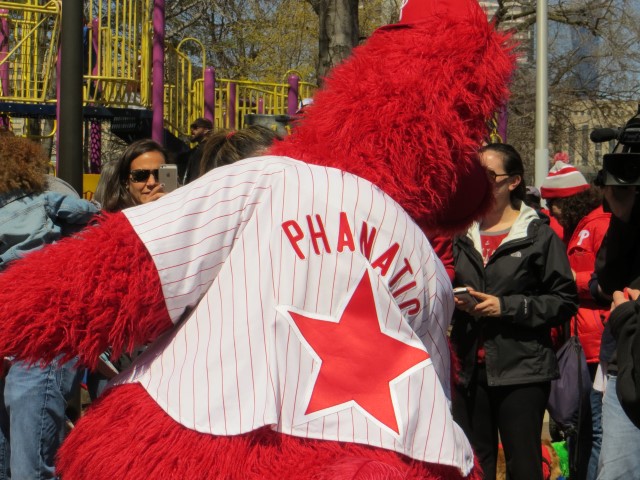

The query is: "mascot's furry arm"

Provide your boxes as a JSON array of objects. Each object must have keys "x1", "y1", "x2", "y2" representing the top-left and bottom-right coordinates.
[{"x1": 0, "y1": 213, "x2": 172, "y2": 369}]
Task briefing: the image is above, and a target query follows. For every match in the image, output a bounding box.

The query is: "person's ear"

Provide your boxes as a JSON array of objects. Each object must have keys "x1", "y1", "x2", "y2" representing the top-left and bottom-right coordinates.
[{"x1": 509, "y1": 174, "x2": 522, "y2": 191}]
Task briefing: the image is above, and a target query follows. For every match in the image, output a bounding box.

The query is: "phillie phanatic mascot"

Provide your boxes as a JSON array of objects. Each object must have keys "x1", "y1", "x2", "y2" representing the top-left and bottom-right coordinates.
[{"x1": 0, "y1": 0, "x2": 514, "y2": 478}]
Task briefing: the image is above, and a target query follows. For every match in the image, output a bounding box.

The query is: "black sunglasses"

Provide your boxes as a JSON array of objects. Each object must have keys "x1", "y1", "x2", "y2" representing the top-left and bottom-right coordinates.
[{"x1": 129, "y1": 169, "x2": 159, "y2": 183}]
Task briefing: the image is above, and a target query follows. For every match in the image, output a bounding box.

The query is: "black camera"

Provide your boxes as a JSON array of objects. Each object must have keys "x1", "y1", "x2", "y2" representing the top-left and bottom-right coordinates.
[{"x1": 591, "y1": 105, "x2": 640, "y2": 186}]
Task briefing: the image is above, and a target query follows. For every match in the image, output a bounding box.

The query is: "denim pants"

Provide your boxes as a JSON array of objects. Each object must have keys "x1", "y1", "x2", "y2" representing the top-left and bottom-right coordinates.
[
  {"x1": 586, "y1": 388, "x2": 603, "y2": 480},
  {"x1": 0, "y1": 359, "x2": 80, "y2": 480},
  {"x1": 597, "y1": 375, "x2": 640, "y2": 480}
]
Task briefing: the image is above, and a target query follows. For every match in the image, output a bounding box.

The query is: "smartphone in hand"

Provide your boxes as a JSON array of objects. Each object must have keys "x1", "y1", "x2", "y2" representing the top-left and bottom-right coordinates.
[
  {"x1": 453, "y1": 287, "x2": 478, "y2": 305},
  {"x1": 159, "y1": 164, "x2": 179, "y2": 192}
]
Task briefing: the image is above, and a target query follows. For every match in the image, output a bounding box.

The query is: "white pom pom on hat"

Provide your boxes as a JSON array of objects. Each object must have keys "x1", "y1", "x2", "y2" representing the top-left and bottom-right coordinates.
[{"x1": 540, "y1": 160, "x2": 590, "y2": 199}]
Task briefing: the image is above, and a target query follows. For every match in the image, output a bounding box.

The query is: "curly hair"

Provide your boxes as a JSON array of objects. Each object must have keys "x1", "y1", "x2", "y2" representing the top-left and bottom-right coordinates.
[
  {"x1": 0, "y1": 136, "x2": 48, "y2": 194},
  {"x1": 550, "y1": 187, "x2": 602, "y2": 237}
]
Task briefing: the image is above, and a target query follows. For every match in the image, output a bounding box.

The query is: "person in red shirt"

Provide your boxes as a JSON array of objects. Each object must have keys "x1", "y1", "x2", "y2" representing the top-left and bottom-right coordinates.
[{"x1": 540, "y1": 158, "x2": 611, "y2": 480}]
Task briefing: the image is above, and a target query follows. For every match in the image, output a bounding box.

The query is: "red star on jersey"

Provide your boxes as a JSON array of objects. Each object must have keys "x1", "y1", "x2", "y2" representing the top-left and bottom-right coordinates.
[{"x1": 287, "y1": 269, "x2": 430, "y2": 434}]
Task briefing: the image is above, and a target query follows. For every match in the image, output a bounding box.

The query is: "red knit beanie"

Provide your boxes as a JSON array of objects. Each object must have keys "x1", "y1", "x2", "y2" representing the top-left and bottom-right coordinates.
[{"x1": 540, "y1": 160, "x2": 590, "y2": 199}]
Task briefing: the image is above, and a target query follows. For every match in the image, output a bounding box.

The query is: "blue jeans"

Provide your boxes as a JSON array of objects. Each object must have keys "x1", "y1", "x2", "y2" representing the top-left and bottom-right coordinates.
[
  {"x1": 587, "y1": 388, "x2": 603, "y2": 480},
  {"x1": 597, "y1": 376, "x2": 640, "y2": 480},
  {"x1": 0, "y1": 359, "x2": 80, "y2": 480}
]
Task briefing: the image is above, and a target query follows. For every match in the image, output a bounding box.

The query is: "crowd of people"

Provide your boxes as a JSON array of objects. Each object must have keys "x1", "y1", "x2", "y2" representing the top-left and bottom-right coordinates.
[
  {"x1": 449, "y1": 143, "x2": 640, "y2": 480},
  {"x1": 1, "y1": 120, "x2": 639, "y2": 480}
]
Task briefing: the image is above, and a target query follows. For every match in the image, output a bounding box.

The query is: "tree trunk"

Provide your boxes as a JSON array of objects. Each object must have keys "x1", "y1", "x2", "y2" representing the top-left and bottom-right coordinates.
[{"x1": 316, "y1": 0, "x2": 359, "y2": 85}]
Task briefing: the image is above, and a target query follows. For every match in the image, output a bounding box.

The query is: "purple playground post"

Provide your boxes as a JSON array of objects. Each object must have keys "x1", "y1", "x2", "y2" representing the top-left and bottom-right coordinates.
[
  {"x1": 498, "y1": 102, "x2": 508, "y2": 143},
  {"x1": 91, "y1": 18, "x2": 99, "y2": 77},
  {"x1": 228, "y1": 82, "x2": 236, "y2": 129},
  {"x1": 287, "y1": 74, "x2": 299, "y2": 117},
  {"x1": 0, "y1": 9, "x2": 9, "y2": 100},
  {"x1": 204, "y1": 67, "x2": 215, "y2": 125},
  {"x1": 258, "y1": 97, "x2": 264, "y2": 115},
  {"x1": 152, "y1": 0, "x2": 165, "y2": 144},
  {"x1": 89, "y1": 120, "x2": 102, "y2": 173}
]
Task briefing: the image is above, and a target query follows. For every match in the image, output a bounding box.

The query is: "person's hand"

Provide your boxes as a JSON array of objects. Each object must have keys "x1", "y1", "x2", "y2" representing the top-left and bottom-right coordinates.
[
  {"x1": 603, "y1": 185, "x2": 636, "y2": 222},
  {"x1": 612, "y1": 288, "x2": 640, "y2": 311},
  {"x1": 146, "y1": 184, "x2": 166, "y2": 203},
  {"x1": 454, "y1": 290, "x2": 477, "y2": 314},
  {"x1": 469, "y1": 290, "x2": 502, "y2": 317}
]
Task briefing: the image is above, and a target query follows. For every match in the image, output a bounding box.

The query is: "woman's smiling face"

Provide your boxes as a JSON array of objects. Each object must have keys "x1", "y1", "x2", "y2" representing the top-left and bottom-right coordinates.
[{"x1": 127, "y1": 151, "x2": 166, "y2": 205}]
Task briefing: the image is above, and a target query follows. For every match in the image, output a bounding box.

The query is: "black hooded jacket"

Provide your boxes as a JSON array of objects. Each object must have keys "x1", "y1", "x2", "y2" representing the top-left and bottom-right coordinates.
[{"x1": 451, "y1": 205, "x2": 578, "y2": 388}]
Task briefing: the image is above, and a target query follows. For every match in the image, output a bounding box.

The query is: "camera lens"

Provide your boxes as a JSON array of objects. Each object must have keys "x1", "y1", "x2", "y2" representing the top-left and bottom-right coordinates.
[{"x1": 603, "y1": 153, "x2": 640, "y2": 185}]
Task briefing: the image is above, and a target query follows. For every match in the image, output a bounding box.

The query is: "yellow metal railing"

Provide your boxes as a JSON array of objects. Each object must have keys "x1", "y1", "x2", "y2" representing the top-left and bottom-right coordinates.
[
  {"x1": 214, "y1": 75, "x2": 317, "y2": 131},
  {"x1": 164, "y1": 37, "x2": 205, "y2": 138},
  {"x1": 0, "y1": 1, "x2": 60, "y2": 102},
  {"x1": 84, "y1": 0, "x2": 151, "y2": 107},
  {"x1": 0, "y1": 0, "x2": 317, "y2": 140}
]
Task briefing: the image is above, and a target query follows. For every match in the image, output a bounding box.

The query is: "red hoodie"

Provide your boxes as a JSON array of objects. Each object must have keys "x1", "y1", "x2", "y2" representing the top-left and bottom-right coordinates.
[{"x1": 566, "y1": 206, "x2": 611, "y2": 363}]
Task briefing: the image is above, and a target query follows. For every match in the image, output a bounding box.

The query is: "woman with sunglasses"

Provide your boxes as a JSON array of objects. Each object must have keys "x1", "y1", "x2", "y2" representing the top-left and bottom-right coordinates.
[
  {"x1": 450, "y1": 143, "x2": 578, "y2": 480},
  {"x1": 95, "y1": 139, "x2": 168, "y2": 212},
  {"x1": 89, "y1": 139, "x2": 169, "y2": 399}
]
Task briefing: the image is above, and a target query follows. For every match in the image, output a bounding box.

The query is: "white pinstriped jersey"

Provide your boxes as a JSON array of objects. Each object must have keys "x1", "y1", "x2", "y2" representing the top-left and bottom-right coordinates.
[{"x1": 118, "y1": 156, "x2": 474, "y2": 474}]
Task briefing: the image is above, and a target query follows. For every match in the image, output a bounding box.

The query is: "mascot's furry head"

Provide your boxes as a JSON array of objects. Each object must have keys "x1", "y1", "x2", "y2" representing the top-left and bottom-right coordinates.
[{"x1": 272, "y1": 0, "x2": 515, "y2": 234}]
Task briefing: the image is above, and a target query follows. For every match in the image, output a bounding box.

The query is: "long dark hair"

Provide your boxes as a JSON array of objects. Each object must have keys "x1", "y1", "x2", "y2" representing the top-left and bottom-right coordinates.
[
  {"x1": 479, "y1": 143, "x2": 526, "y2": 207},
  {"x1": 94, "y1": 139, "x2": 167, "y2": 212},
  {"x1": 199, "y1": 125, "x2": 281, "y2": 177}
]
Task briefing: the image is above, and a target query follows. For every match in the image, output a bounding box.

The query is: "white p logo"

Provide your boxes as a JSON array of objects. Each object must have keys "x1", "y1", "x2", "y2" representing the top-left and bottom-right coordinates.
[{"x1": 577, "y1": 229, "x2": 590, "y2": 246}]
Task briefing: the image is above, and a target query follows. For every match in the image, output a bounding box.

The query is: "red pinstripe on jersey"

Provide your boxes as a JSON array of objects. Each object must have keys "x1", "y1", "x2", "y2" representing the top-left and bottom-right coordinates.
[{"x1": 116, "y1": 156, "x2": 474, "y2": 475}]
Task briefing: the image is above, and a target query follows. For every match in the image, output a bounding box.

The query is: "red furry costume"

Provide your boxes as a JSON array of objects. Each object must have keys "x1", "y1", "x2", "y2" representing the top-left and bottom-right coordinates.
[{"x1": 0, "y1": 1, "x2": 514, "y2": 478}]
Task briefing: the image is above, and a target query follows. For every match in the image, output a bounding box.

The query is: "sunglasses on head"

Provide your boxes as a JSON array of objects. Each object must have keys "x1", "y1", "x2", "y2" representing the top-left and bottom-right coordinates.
[{"x1": 129, "y1": 169, "x2": 159, "y2": 183}]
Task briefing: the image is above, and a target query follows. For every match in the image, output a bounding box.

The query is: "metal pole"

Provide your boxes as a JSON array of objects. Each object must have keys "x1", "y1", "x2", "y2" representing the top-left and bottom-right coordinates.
[
  {"x1": 152, "y1": 0, "x2": 165, "y2": 144},
  {"x1": 58, "y1": 0, "x2": 84, "y2": 194},
  {"x1": 534, "y1": 0, "x2": 549, "y2": 187}
]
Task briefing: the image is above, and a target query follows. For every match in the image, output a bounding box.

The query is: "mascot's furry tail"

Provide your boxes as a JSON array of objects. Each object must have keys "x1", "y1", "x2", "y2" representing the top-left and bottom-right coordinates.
[{"x1": 58, "y1": 383, "x2": 483, "y2": 480}]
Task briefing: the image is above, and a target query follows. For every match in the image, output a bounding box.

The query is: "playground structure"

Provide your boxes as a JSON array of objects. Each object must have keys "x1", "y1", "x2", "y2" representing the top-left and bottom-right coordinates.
[{"x1": 0, "y1": 0, "x2": 317, "y2": 167}]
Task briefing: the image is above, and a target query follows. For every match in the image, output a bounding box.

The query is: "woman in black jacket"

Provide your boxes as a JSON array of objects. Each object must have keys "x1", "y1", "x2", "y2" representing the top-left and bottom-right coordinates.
[{"x1": 451, "y1": 143, "x2": 578, "y2": 480}]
